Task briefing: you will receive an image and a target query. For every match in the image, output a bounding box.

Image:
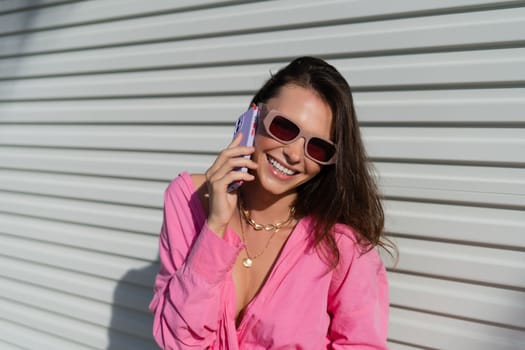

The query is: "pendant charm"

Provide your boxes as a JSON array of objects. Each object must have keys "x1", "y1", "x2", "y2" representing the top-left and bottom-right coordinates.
[{"x1": 242, "y1": 258, "x2": 253, "y2": 268}]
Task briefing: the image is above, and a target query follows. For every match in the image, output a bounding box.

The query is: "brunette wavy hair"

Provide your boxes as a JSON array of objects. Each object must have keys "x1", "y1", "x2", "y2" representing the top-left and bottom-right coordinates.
[{"x1": 251, "y1": 57, "x2": 393, "y2": 267}]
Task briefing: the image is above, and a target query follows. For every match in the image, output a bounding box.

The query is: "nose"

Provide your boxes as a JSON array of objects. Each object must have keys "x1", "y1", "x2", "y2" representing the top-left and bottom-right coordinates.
[{"x1": 282, "y1": 137, "x2": 305, "y2": 164}]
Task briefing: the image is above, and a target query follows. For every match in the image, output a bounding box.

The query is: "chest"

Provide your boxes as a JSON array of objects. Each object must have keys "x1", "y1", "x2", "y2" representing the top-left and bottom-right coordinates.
[
  {"x1": 227, "y1": 246, "x2": 334, "y2": 349},
  {"x1": 231, "y1": 229, "x2": 290, "y2": 325}
]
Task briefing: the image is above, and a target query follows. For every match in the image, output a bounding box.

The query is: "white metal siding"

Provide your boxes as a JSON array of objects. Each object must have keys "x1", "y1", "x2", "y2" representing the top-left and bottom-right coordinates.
[{"x1": 0, "y1": 1, "x2": 524, "y2": 349}]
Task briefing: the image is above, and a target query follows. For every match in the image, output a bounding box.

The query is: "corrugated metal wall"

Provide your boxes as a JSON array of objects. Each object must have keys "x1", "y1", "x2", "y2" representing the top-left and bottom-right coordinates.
[{"x1": 0, "y1": 1, "x2": 524, "y2": 349}]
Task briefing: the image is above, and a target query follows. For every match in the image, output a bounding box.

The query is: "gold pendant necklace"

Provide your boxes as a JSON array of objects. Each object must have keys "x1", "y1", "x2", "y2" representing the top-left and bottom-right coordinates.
[
  {"x1": 238, "y1": 200, "x2": 295, "y2": 268},
  {"x1": 239, "y1": 213, "x2": 279, "y2": 268}
]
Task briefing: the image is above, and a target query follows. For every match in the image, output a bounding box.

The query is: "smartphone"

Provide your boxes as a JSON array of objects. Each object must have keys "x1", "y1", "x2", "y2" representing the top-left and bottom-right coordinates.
[{"x1": 227, "y1": 105, "x2": 259, "y2": 192}]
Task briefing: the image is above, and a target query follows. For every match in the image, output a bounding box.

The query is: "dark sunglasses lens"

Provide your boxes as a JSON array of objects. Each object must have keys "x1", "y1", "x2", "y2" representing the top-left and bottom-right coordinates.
[
  {"x1": 269, "y1": 116, "x2": 300, "y2": 141},
  {"x1": 307, "y1": 138, "x2": 336, "y2": 162}
]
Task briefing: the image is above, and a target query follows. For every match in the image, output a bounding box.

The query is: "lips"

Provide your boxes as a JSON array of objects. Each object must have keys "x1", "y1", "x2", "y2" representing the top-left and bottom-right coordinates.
[{"x1": 267, "y1": 155, "x2": 296, "y2": 176}]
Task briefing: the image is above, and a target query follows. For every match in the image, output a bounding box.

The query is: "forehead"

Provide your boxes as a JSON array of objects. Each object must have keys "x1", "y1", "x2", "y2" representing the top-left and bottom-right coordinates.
[{"x1": 265, "y1": 84, "x2": 333, "y2": 136}]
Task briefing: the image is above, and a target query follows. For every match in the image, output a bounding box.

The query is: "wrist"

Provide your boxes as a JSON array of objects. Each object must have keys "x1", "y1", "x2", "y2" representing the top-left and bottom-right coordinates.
[{"x1": 206, "y1": 219, "x2": 227, "y2": 238}]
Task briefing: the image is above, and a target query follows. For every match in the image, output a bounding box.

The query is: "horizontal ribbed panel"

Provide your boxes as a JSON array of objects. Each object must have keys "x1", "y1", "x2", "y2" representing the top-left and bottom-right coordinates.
[
  {"x1": 0, "y1": 255, "x2": 153, "y2": 308},
  {"x1": 384, "y1": 237, "x2": 524, "y2": 288},
  {"x1": 379, "y1": 163, "x2": 525, "y2": 208},
  {"x1": 389, "y1": 272, "x2": 525, "y2": 328},
  {"x1": 2, "y1": 0, "x2": 521, "y2": 36},
  {"x1": 1, "y1": 89, "x2": 524, "y2": 124},
  {"x1": 2, "y1": 12, "x2": 525, "y2": 78},
  {"x1": 1, "y1": 0, "x2": 524, "y2": 58},
  {"x1": 0, "y1": 147, "x2": 208, "y2": 180},
  {"x1": 0, "y1": 0, "x2": 73, "y2": 15},
  {"x1": 0, "y1": 212, "x2": 159, "y2": 259},
  {"x1": 390, "y1": 308, "x2": 525, "y2": 349},
  {"x1": 2, "y1": 49, "x2": 525, "y2": 99},
  {"x1": 0, "y1": 318, "x2": 95, "y2": 350},
  {"x1": 0, "y1": 191, "x2": 160, "y2": 234},
  {"x1": 0, "y1": 298, "x2": 156, "y2": 349},
  {"x1": 1, "y1": 126, "x2": 523, "y2": 167}
]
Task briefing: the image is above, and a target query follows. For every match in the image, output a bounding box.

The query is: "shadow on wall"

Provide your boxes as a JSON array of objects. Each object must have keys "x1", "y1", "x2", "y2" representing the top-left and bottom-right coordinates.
[
  {"x1": 0, "y1": 0, "x2": 44, "y2": 81},
  {"x1": 108, "y1": 262, "x2": 160, "y2": 350}
]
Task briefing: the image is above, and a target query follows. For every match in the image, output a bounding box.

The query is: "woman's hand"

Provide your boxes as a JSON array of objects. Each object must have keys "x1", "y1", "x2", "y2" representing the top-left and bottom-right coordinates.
[{"x1": 205, "y1": 132, "x2": 257, "y2": 237}]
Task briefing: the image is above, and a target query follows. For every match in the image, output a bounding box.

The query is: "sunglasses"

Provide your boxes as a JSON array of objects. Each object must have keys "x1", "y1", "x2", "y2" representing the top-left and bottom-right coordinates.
[{"x1": 259, "y1": 105, "x2": 337, "y2": 165}]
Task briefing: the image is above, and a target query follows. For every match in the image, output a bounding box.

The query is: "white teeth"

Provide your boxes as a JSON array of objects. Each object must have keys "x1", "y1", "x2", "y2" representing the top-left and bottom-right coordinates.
[{"x1": 269, "y1": 157, "x2": 295, "y2": 175}]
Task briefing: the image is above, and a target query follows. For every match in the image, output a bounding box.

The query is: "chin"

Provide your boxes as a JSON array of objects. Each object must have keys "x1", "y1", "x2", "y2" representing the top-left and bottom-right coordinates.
[{"x1": 256, "y1": 171, "x2": 313, "y2": 197}]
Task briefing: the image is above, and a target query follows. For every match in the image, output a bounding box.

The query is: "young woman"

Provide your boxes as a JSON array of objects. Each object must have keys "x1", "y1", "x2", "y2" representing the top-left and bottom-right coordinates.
[{"x1": 149, "y1": 57, "x2": 391, "y2": 349}]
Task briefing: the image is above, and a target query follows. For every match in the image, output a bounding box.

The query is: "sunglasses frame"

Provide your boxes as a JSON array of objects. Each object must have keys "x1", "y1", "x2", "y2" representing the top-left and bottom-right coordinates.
[{"x1": 258, "y1": 104, "x2": 337, "y2": 165}]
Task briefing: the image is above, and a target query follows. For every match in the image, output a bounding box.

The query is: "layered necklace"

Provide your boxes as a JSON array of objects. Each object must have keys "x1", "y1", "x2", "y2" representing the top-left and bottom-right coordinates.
[{"x1": 238, "y1": 198, "x2": 296, "y2": 268}]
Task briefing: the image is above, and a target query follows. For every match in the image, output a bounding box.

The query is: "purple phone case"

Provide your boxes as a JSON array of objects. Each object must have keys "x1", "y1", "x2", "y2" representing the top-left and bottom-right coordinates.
[{"x1": 227, "y1": 106, "x2": 259, "y2": 192}]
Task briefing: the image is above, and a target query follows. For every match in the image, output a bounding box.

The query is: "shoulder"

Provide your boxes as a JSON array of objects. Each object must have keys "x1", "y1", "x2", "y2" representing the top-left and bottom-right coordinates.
[
  {"x1": 332, "y1": 223, "x2": 385, "y2": 274},
  {"x1": 164, "y1": 172, "x2": 204, "y2": 195},
  {"x1": 165, "y1": 172, "x2": 193, "y2": 198},
  {"x1": 189, "y1": 173, "x2": 206, "y2": 189},
  {"x1": 332, "y1": 223, "x2": 361, "y2": 254},
  {"x1": 329, "y1": 224, "x2": 387, "y2": 304},
  {"x1": 190, "y1": 174, "x2": 209, "y2": 215},
  {"x1": 164, "y1": 172, "x2": 209, "y2": 216}
]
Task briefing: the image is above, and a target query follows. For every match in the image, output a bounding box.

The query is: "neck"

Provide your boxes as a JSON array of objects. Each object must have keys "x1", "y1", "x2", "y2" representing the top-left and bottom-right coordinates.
[{"x1": 240, "y1": 182, "x2": 297, "y2": 224}]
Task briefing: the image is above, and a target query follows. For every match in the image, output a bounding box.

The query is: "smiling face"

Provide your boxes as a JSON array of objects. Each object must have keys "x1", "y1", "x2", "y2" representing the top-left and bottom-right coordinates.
[{"x1": 250, "y1": 84, "x2": 333, "y2": 198}]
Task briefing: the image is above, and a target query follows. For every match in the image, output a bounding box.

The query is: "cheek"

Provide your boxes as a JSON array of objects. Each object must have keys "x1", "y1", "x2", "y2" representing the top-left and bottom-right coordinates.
[
  {"x1": 251, "y1": 135, "x2": 269, "y2": 164},
  {"x1": 253, "y1": 133, "x2": 264, "y2": 150},
  {"x1": 304, "y1": 160, "x2": 322, "y2": 176},
  {"x1": 254, "y1": 133, "x2": 280, "y2": 153}
]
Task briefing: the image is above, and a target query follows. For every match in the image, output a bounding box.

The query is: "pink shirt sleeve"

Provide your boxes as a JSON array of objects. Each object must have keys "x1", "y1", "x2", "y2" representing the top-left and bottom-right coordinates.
[
  {"x1": 327, "y1": 226, "x2": 389, "y2": 349},
  {"x1": 148, "y1": 176, "x2": 243, "y2": 349}
]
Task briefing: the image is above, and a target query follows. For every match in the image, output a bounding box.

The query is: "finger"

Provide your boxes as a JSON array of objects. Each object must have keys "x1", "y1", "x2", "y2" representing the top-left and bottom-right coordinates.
[
  {"x1": 207, "y1": 146, "x2": 255, "y2": 175},
  {"x1": 206, "y1": 132, "x2": 256, "y2": 181},
  {"x1": 208, "y1": 159, "x2": 257, "y2": 183},
  {"x1": 219, "y1": 170, "x2": 256, "y2": 189},
  {"x1": 220, "y1": 145, "x2": 255, "y2": 159},
  {"x1": 207, "y1": 172, "x2": 254, "y2": 200},
  {"x1": 228, "y1": 132, "x2": 244, "y2": 148},
  {"x1": 208, "y1": 156, "x2": 258, "y2": 183},
  {"x1": 222, "y1": 156, "x2": 258, "y2": 170}
]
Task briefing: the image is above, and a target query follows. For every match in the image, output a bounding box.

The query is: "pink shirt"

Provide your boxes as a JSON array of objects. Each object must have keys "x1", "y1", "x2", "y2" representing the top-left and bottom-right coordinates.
[{"x1": 149, "y1": 172, "x2": 389, "y2": 349}]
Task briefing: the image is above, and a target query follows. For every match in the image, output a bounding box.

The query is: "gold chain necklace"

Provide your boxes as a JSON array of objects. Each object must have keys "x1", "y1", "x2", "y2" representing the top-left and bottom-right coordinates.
[
  {"x1": 240, "y1": 204, "x2": 296, "y2": 232},
  {"x1": 239, "y1": 216, "x2": 279, "y2": 268},
  {"x1": 238, "y1": 200, "x2": 295, "y2": 268}
]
